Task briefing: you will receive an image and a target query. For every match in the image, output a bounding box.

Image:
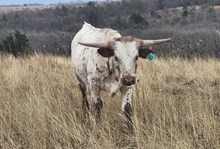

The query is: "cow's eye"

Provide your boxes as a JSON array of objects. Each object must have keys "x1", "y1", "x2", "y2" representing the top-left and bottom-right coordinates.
[{"x1": 115, "y1": 56, "x2": 118, "y2": 61}]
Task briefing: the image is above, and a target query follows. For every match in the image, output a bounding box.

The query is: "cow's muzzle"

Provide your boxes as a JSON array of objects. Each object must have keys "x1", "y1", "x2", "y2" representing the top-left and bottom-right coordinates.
[{"x1": 121, "y1": 75, "x2": 136, "y2": 86}]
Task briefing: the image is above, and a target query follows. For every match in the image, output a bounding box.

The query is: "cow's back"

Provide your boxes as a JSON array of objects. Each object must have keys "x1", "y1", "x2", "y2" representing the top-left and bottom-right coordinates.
[{"x1": 71, "y1": 22, "x2": 121, "y2": 59}]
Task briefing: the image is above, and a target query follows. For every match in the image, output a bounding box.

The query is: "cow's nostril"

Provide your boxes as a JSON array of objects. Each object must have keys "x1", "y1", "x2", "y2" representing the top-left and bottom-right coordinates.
[{"x1": 122, "y1": 75, "x2": 136, "y2": 86}]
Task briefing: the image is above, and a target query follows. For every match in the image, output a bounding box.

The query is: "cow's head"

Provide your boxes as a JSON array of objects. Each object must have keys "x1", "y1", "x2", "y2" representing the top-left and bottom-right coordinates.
[{"x1": 79, "y1": 36, "x2": 171, "y2": 86}]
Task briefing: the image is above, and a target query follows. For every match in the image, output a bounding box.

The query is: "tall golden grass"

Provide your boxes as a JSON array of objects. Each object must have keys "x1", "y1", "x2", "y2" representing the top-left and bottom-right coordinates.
[{"x1": 0, "y1": 54, "x2": 219, "y2": 149}]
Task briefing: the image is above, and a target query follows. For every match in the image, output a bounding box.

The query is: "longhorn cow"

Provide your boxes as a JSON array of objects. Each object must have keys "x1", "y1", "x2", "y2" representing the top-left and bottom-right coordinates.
[{"x1": 71, "y1": 22, "x2": 171, "y2": 130}]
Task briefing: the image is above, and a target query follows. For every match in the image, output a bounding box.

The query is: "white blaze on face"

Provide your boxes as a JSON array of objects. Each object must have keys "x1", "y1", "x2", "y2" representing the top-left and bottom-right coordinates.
[{"x1": 114, "y1": 41, "x2": 139, "y2": 78}]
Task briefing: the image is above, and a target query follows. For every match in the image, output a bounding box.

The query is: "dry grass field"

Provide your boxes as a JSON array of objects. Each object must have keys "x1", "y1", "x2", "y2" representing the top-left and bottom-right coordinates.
[
  {"x1": 0, "y1": 54, "x2": 219, "y2": 149},
  {"x1": 0, "y1": 5, "x2": 57, "y2": 14}
]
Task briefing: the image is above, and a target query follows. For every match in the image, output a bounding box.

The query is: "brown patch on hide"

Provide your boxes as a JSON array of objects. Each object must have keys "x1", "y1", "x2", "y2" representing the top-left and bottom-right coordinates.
[{"x1": 97, "y1": 48, "x2": 114, "y2": 57}]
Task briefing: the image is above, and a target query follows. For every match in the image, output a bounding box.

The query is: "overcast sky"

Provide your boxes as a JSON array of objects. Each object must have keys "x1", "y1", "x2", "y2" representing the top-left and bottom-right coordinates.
[{"x1": 0, "y1": 0, "x2": 100, "y2": 5}]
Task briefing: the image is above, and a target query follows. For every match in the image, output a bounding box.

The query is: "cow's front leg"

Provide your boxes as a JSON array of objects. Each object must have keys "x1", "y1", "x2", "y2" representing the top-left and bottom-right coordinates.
[
  {"x1": 89, "y1": 77, "x2": 103, "y2": 120},
  {"x1": 121, "y1": 86, "x2": 134, "y2": 131}
]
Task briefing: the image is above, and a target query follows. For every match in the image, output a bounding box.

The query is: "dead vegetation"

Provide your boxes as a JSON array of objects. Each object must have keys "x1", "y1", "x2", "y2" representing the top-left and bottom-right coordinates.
[
  {"x1": 0, "y1": 5, "x2": 57, "y2": 14},
  {"x1": 0, "y1": 54, "x2": 219, "y2": 148}
]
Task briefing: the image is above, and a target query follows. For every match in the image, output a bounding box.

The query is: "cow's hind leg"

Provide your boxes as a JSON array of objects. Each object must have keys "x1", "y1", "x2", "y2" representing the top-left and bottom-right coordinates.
[
  {"x1": 79, "y1": 83, "x2": 89, "y2": 113},
  {"x1": 76, "y1": 74, "x2": 89, "y2": 115},
  {"x1": 89, "y1": 77, "x2": 103, "y2": 120},
  {"x1": 121, "y1": 86, "x2": 134, "y2": 132}
]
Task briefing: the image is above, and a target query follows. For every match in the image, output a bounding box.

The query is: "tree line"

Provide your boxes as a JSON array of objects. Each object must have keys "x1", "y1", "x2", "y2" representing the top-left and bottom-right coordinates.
[{"x1": 0, "y1": 0, "x2": 220, "y2": 58}]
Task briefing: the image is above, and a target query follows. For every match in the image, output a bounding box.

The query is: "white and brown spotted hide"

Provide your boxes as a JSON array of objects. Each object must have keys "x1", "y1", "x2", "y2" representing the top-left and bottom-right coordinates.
[{"x1": 71, "y1": 22, "x2": 171, "y2": 129}]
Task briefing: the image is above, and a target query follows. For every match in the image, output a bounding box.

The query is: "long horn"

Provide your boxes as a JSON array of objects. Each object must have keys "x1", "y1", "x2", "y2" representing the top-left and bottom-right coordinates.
[
  {"x1": 140, "y1": 38, "x2": 171, "y2": 47},
  {"x1": 78, "y1": 41, "x2": 110, "y2": 48}
]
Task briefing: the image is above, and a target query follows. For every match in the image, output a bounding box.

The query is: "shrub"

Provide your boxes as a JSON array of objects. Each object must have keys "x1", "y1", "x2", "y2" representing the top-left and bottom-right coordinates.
[
  {"x1": 0, "y1": 30, "x2": 32, "y2": 57},
  {"x1": 129, "y1": 13, "x2": 149, "y2": 28}
]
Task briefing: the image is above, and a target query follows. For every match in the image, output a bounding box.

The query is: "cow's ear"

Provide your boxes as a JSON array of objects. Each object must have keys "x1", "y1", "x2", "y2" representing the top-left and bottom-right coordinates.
[
  {"x1": 98, "y1": 48, "x2": 114, "y2": 57},
  {"x1": 138, "y1": 48, "x2": 154, "y2": 59}
]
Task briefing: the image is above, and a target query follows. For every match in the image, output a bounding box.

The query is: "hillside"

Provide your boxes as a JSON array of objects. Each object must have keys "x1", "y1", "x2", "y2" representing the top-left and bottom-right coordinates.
[
  {"x1": 0, "y1": 0, "x2": 220, "y2": 57},
  {"x1": 0, "y1": 5, "x2": 56, "y2": 13}
]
